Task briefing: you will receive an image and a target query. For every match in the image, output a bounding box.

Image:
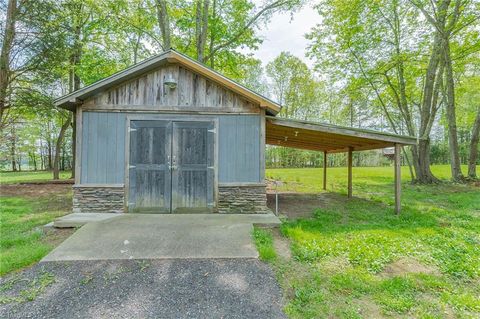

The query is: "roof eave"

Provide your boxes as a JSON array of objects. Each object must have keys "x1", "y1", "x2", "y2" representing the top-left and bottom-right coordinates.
[{"x1": 266, "y1": 116, "x2": 418, "y2": 146}]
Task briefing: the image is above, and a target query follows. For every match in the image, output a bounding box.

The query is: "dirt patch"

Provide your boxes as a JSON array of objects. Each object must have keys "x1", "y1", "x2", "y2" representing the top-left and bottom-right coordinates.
[
  {"x1": 316, "y1": 256, "x2": 352, "y2": 274},
  {"x1": 271, "y1": 228, "x2": 291, "y2": 259},
  {"x1": 42, "y1": 227, "x2": 76, "y2": 247},
  {"x1": 266, "y1": 192, "x2": 346, "y2": 219},
  {"x1": 380, "y1": 257, "x2": 439, "y2": 278},
  {"x1": 0, "y1": 183, "x2": 72, "y2": 198},
  {"x1": 355, "y1": 296, "x2": 384, "y2": 318}
]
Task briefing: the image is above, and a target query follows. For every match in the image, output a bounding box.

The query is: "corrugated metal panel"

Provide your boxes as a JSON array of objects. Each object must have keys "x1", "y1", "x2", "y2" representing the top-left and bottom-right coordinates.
[
  {"x1": 80, "y1": 112, "x2": 260, "y2": 184},
  {"x1": 81, "y1": 112, "x2": 126, "y2": 183}
]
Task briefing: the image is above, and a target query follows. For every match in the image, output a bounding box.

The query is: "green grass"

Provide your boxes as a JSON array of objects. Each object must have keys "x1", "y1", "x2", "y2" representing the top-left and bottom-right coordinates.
[
  {"x1": 0, "y1": 194, "x2": 72, "y2": 275},
  {"x1": 0, "y1": 170, "x2": 71, "y2": 184},
  {"x1": 253, "y1": 228, "x2": 277, "y2": 261},
  {"x1": 265, "y1": 164, "x2": 480, "y2": 319}
]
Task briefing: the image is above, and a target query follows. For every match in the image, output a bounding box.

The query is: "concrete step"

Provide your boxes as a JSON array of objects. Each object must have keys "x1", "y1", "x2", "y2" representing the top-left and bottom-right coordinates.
[
  {"x1": 53, "y1": 213, "x2": 121, "y2": 228},
  {"x1": 53, "y1": 212, "x2": 281, "y2": 228}
]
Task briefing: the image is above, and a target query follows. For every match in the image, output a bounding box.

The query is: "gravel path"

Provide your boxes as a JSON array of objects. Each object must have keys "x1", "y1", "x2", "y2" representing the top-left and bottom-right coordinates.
[{"x1": 0, "y1": 259, "x2": 286, "y2": 319}]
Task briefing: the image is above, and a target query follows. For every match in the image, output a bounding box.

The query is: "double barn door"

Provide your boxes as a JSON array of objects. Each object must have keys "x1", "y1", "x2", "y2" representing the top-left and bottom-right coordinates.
[{"x1": 128, "y1": 120, "x2": 214, "y2": 213}]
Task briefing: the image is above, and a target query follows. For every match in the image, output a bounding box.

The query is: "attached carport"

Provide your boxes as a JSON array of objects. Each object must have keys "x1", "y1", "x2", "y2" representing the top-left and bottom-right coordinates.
[{"x1": 265, "y1": 116, "x2": 417, "y2": 214}]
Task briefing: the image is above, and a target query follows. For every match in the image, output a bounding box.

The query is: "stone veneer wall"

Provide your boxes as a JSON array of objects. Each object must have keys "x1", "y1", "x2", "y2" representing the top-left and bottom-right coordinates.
[
  {"x1": 73, "y1": 185, "x2": 125, "y2": 213},
  {"x1": 217, "y1": 184, "x2": 270, "y2": 214}
]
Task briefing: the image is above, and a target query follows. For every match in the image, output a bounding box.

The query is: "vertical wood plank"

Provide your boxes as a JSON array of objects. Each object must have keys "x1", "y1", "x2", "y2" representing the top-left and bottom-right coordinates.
[
  {"x1": 323, "y1": 151, "x2": 327, "y2": 191},
  {"x1": 348, "y1": 147, "x2": 353, "y2": 198},
  {"x1": 259, "y1": 110, "x2": 266, "y2": 182},
  {"x1": 75, "y1": 107, "x2": 82, "y2": 184},
  {"x1": 394, "y1": 143, "x2": 402, "y2": 214},
  {"x1": 105, "y1": 112, "x2": 115, "y2": 182}
]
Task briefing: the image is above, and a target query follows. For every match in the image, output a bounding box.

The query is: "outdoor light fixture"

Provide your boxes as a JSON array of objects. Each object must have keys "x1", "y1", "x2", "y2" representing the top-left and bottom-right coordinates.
[{"x1": 163, "y1": 75, "x2": 177, "y2": 89}]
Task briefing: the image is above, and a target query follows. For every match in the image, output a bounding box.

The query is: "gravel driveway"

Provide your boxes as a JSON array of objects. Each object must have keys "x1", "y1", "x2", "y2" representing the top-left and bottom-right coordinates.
[{"x1": 0, "y1": 259, "x2": 286, "y2": 319}]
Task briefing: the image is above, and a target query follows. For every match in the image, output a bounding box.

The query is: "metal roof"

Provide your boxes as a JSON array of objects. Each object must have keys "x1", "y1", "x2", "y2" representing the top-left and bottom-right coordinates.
[{"x1": 266, "y1": 116, "x2": 417, "y2": 152}]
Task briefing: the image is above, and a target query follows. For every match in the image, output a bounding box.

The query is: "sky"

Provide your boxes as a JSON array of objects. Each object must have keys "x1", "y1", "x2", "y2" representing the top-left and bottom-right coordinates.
[{"x1": 242, "y1": 3, "x2": 319, "y2": 68}]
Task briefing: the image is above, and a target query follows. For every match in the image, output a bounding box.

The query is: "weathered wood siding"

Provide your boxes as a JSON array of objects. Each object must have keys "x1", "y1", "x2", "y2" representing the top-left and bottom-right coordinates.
[
  {"x1": 80, "y1": 112, "x2": 261, "y2": 184},
  {"x1": 82, "y1": 64, "x2": 259, "y2": 113},
  {"x1": 81, "y1": 112, "x2": 126, "y2": 184},
  {"x1": 218, "y1": 115, "x2": 261, "y2": 183}
]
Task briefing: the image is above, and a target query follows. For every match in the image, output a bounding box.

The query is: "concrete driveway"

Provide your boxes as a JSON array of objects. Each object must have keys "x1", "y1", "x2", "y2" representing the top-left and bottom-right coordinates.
[{"x1": 43, "y1": 213, "x2": 280, "y2": 261}]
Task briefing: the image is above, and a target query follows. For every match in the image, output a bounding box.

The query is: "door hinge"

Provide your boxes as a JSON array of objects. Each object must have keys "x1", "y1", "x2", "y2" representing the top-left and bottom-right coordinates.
[
  {"x1": 208, "y1": 128, "x2": 216, "y2": 134},
  {"x1": 129, "y1": 165, "x2": 136, "y2": 169},
  {"x1": 128, "y1": 127, "x2": 137, "y2": 132}
]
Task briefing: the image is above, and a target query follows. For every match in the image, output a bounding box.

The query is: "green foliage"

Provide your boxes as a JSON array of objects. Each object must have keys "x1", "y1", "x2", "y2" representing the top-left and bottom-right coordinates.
[{"x1": 268, "y1": 166, "x2": 480, "y2": 318}]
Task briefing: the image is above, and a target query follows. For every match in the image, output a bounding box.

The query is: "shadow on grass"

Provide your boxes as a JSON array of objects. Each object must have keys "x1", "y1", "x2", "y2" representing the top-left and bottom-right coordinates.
[{"x1": 273, "y1": 191, "x2": 440, "y2": 235}]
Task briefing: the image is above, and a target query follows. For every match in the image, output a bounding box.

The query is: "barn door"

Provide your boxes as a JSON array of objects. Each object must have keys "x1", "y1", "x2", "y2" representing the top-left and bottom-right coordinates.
[
  {"x1": 128, "y1": 121, "x2": 172, "y2": 213},
  {"x1": 171, "y1": 121, "x2": 215, "y2": 213}
]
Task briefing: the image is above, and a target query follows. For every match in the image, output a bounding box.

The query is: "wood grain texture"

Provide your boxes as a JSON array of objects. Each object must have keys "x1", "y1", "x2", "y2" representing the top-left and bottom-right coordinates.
[
  {"x1": 394, "y1": 143, "x2": 402, "y2": 214},
  {"x1": 128, "y1": 121, "x2": 171, "y2": 213},
  {"x1": 82, "y1": 64, "x2": 259, "y2": 114},
  {"x1": 347, "y1": 147, "x2": 353, "y2": 198},
  {"x1": 171, "y1": 121, "x2": 214, "y2": 213}
]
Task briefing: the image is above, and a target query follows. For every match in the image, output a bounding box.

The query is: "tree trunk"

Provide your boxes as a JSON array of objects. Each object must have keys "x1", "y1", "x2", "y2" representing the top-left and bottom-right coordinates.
[
  {"x1": 209, "y1": 0, "x2": 217, "y2": 67},
  {"x1": 32, "y1": 152, "x2": 37, "y2": 170},
  {"x1": 47, "y1": 138, "x2": 53, "y2": 169},
  {"x1": 402, "y1": 147, "x2": 415, "y2": 182},
  {"x1": 444, "y1": 40, "x2": 464, "y2": 181},
  {"x1": 412, "y1": 138, "x2": 438, "y2": 183},
  {"x1": 10, "y1": 123, "x2": 16, "y2": 171},
  {"x1": 196, "y1": 0, "x2": 210, "y2": 63},
  {"x1": 468, "y1": 108, "x2": 480, "y2": 178},
  {"x1": 0, "y1": 0, "x2": 16, "y2": 131},
  {"x1": 156, "y1": 0, "x2": 171, "y2": 49},
  {"x1": 53, "y1": 114, "x2": 72, "y2": 179}
]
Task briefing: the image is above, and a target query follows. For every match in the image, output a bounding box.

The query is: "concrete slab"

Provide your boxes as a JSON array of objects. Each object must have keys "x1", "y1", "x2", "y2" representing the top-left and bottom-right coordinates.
[
  {"x1": 42, "y1": 213, "x2": 280, "y2": 261},
  {"x1": 53, "y1": 212, "x2": 121, "y2": 228}
]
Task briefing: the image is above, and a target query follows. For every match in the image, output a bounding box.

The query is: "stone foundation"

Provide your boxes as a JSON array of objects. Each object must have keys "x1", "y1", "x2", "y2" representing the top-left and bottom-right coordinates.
[
  {"x1": 218, "y1": 184, "x2": 270, "y2": 214},
  {"x1": 73, "y1": 185, "x2": 125, "y2": 213}
]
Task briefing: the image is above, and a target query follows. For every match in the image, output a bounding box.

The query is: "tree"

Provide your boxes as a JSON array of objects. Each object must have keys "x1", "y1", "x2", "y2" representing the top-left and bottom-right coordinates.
[
  {"x1": 469, "y1": 109, "x2": 480, "y2": 178},
  {"x1": 411, "y1": 0, "x2": 477, "y2": 182},
  {"x1": 307, "y1": 0, "x2": 479, "y2": 183},
  {"x1": 0, "y1": 0, "x2": 17, "y2": 131},
  {"x1": 149, "y1": 0, "x2": 303, "y2": 67},
  {"x1": 266, "y1": 52, "x2": 324, "y2": 119}
]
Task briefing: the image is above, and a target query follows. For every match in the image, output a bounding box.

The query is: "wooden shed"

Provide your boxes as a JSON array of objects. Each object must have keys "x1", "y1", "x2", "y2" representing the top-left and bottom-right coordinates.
[{"x1": 56, "y1": 49, "x2": 416, "y2": 214}]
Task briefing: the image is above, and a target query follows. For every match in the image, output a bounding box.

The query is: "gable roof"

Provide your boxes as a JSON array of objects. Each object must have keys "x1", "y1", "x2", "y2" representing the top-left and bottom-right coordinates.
[{"x1": 55, "y1": 49, "x2": 281, "y2": 115}]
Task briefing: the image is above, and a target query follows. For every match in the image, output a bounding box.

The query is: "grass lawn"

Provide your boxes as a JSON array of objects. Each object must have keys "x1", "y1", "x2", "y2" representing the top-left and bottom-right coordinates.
[
  {"x1": 259, "y1": 164, "x2": 480, "y2": 318},
  {"x1": 0, "y1": 170, "x2": 72, "y2": 184},
  {"x1": 0, "y1": 184, "x2": 73, "y2": 276}
]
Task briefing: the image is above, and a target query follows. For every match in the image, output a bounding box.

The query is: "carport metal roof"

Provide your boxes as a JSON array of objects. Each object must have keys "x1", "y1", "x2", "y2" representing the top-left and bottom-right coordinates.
[
  {"x1": 265, "y1": 116, "x2": 417, "y2": 215},
  {"x1": 266, "y1": 116, "x2": 417, "y2": 152}
]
